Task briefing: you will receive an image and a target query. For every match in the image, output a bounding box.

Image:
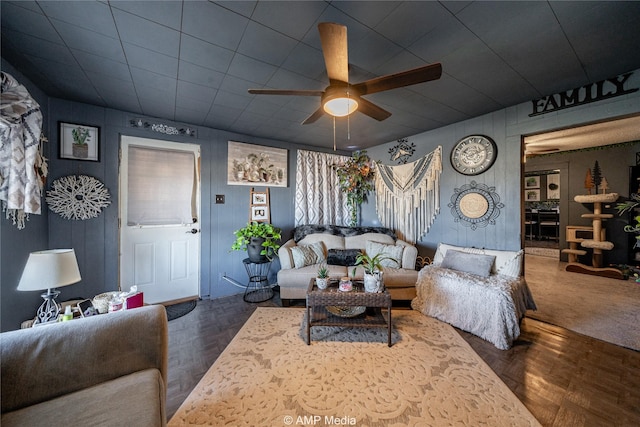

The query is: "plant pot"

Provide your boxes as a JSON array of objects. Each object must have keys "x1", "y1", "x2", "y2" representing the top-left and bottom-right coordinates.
[
  {"x1": 316, "y1": 277, "x2": 328, "y2": 290},
  {"x1": 73, "y1": 144, "x2": 88, "y2": 158},
  {"x1": 364, "y1": 271, "x2": 384, "y2": 293},
  {"x1": 247, "y1": 237, "x2": 267, "y2": 262}
]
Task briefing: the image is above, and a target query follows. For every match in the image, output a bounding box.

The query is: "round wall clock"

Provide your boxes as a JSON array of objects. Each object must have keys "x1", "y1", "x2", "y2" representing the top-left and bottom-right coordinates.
[
  {"x1": 448, "y1": 181, "x2": 504, "y2": 230},
  {"x1": 450, "y1": 135, "x2": 497, "y2": 175}
]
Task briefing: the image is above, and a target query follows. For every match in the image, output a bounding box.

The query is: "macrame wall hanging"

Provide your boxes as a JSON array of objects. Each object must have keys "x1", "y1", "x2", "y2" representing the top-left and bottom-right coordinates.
[
  {"x1": 375, "y1": 146, "x2": 442, "y2": 244},
  {"x1": 46, "y1": 175, "x2": 111, "y2": 220}
]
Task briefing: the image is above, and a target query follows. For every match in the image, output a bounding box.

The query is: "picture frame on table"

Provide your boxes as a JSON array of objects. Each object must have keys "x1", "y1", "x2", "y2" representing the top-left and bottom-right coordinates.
[{"x1": 59, "y1": 122, "x2": 100, "y2": 162}]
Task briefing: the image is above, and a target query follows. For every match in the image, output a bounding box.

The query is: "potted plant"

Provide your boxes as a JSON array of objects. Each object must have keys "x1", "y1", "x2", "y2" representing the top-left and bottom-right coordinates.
[
  {"x1": 316, "y1": 263, "x2": 330, "y2": 289},
  {"x1": 71, "y1": 126, "x2": 91, "y2": 158},
  {"x1": 231, "y1": 221, "x2": 282, "y2": 262},
  {"x1": 355, "y1": 252, "x2": 398, "y2": 293}
]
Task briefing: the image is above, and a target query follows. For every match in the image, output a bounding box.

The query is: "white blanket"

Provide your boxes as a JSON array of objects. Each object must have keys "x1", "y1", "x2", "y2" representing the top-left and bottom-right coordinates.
[{"x1": 412, "y1": 265, "x2": 537, "y2": 350}]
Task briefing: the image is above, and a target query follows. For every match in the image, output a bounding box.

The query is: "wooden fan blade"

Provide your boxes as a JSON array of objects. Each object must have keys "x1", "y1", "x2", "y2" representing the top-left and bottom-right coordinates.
[
  {"x1": 248, "y1": 89, "x2": 324, "y2": 96},
  {"x1": 318, "y1": 22, "x2": 349, "y2": 84},
  {"x1": 357, "y1": 97, "x2": 392, "y2": 121},
  {"x1": 353, "y1": 63, "x2": 442, "y2": 95},
  {"x1": 302, "y1": 107, "x2": 325, "y2": 124}
]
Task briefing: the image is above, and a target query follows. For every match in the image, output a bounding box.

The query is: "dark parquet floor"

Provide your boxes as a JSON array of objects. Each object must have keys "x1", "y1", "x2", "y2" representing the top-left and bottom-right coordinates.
[{"x1": 167, "y1": 290, "x2": 640, "y2": 426}]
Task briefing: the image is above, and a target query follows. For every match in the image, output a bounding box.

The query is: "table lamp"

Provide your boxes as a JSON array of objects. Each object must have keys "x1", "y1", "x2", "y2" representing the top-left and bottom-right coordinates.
[{"x1": 17, "y1": 249, "x2": 82, "y2": 324}]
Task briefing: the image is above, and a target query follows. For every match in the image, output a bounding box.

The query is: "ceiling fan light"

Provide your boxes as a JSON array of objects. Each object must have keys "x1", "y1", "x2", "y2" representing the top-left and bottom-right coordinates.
[{"x1": 323, "y1": 96, "x2": 358, "y2": 117}]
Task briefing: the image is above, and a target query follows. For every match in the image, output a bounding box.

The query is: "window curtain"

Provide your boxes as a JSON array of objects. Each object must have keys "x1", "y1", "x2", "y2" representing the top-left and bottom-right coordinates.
[
  {"x1": 127, "y1": 146, "x2": 197, "y2": 226},
  {"x1": 295, "y1": 150, "x2": 350, "y2": 226}
]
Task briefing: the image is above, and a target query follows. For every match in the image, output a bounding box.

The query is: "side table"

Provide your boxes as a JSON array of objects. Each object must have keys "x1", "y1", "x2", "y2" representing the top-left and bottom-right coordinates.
[{"x1": 242, "y1": 258, "x2": 274, "y2": 303}]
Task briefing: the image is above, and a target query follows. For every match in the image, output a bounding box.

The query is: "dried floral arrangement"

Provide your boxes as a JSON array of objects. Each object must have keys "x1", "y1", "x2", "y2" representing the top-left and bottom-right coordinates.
[{"x1": 335, "y1": 150, "x2": 376, "y2": 226}]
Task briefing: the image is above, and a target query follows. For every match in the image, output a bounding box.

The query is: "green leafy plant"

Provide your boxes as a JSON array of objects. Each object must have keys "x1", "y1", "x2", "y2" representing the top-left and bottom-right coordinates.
[
  {"x1": 71, "y1": 127, "x2": 90, "y2": 145},
  {"x1": 230, "y1": 221, "x2": 282, "y2": 259},
  {"x1": 616, "y1": 193, "x2": 640, "y2": 249},
  {"x1": 316, "y1": 263, "x2": 329, "y2": 279},
  {"x1": 355, "y1": 252, "x2": 398, "y2": 274},
  {"x1": 335, "y1": 150, "x2": 376, "y2": 226}
]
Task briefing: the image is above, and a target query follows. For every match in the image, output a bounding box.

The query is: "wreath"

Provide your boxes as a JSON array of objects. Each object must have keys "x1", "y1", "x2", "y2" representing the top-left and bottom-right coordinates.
[{"x1": 46, "y1": 175, "x2": 111, "y2": 220}]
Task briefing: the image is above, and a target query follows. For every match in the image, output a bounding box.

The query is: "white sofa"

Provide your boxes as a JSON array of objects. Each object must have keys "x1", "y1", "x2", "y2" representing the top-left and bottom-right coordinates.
[
  {"x1": 412, "y1": 242, "x2": 537, "y2": 350},
  {"x1": 277, "y1": 225, "x2": 419, "y2": 304}
]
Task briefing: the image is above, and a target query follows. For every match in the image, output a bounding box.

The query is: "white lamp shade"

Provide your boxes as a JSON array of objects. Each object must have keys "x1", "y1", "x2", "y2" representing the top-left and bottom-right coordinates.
[{"x1": 17, "y1": 249, "x2": 82, "y2": 291}]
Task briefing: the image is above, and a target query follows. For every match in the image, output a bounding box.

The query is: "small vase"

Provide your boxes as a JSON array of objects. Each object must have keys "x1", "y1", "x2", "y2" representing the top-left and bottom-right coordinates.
[
  {"x1": 316, "y1": 277, "x2": 328, "y2": 290},
  {"x1": 364, "y1": 271, "x2": 383, "y2": 292}
]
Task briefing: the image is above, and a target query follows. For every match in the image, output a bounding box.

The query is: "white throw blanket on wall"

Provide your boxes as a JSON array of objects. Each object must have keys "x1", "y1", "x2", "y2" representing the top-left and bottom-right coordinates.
[
  {"x1": 375, "y1": 146, "x2": 442, "y2": 243},
  {"x1": 0, "y1": 72, "x2": 45, "y2": 229}
]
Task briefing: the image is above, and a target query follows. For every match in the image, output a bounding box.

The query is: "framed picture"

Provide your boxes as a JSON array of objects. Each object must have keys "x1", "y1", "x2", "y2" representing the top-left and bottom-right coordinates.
[
  {"x1": 547, "y1": 173, "x2": 560, "y2": 199},
  {"x1": 524, "y1": 175, "x2": 540, "y2": 189},
  {"x1": 252, "y1": 192, "x2": 268, "y2": 205},
  {"x1": 59, "y1": 122, "x2": 100, "y2": 161},
  {"x1": 526, "y1": 189, "x2": 541, "y2": 201},
  {"x1": 250, "y1": 205, "x2": 269, "y2": 222},
  {"x1": 227, "y1": 141, "x2": 287, "y2": 187}
]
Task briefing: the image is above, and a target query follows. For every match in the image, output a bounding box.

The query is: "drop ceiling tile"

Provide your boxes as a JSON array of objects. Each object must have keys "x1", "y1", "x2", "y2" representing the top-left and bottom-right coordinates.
[
  {"x1": 214, "y1": 1, "x2": 257, "y2": 18},
  {"x1": 331, "y1": 1, "x2": 400, "y2": 28},
  {"x1": 174, "y1": 106, "x2": 209, "y2": 125},
  {"x1": 177, "y1": 80, "x2": 217, "y2": 104},
  {"x1": 72, "y1": 49, "x2": 132, "y2": 81},
  {"x1": 251, "y1": 1, "x2": 326, "y2": 39},
  {"x1": 219, "y1": 75, "x2": 259, "y2": 96},
  {"x1": 179, "y1": 34, "x2": 234, "y2": 74},
  {"x1": 236, "y1": 21, "x2": 298, "y2": 66},
  {"x1": 123, "y1": 43, "x2": 178, "y2": 78},
  {"x1": 214, "y1": 89, "x2": 252, "y2": 110},
  {"x1": 130, "y1": 67, "x2": 177, "y2": 93},
  {"x1": 227, "y1": 54, "x2": 277, "y2": 86},
  {"x1": 182, "y1": 1, "x2": 248, "y2": 50},
  {"x1": 38, "y1": 0, "x2": 118, "y2": 38},
  {"x1": 408, "y1": 14, "x2": 475, "y2": 63},
  {"x1": 112, "y1": 9, "x2": 180, "y2": 57},
  {"x1": 139, "y1": 99, "x2": 175, "y2": 120},
  {"x1": 279, "y1": 43, "x2": 325, "y2": 79},
  {"x1": 374, "y1": 2, "x2": 451, "y2": 48},
  {"x1": 1, "y1": 29, "x2": 75, "y2": 65},
  {"x1": 110, "y1": 0, "x2": 183, "y2": 30},
  {"x1": 53, "y1": 20, "x2": 126, "y2": 62},
  {"x1": 1, "y1": 2, "x2": 62, "y2": 42},
  {"x1": 178, "y1": 61, "x2": 225, "y2": 89}
]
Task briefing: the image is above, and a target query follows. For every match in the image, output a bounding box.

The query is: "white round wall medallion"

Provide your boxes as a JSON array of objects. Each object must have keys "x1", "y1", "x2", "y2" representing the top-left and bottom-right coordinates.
[{"x1": 46, "y1": 175, "x2": 111, "y2": 220}]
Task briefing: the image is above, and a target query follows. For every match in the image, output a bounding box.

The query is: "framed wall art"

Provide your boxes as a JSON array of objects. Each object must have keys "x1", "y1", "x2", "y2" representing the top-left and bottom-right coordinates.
[
  {"x1": 228, "y1": 141, "x2": 287, "y2": 187},
  {"x1": 526, "y1": 189, "x2": 541, "y2": 201},
  {"x1": 59, "y1": 122, "x2": 100, "y2": 161},
  {"x1": 524, "y1": 175, "x2": 540, "y2": 189}
]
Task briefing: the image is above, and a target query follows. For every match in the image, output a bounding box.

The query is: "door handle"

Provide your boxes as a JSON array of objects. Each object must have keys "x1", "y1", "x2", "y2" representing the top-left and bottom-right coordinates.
[{"x1": 187, "y1": 229, "x2": 200, "y2": 234}]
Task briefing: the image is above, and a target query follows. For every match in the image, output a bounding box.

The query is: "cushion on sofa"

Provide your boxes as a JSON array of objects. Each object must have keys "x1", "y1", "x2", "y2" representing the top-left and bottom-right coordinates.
[
  {"x1": 440, "y1": 250, "x2": 495, "y2": 277},
  {"x1": 326, "y1": 249, "x2": 362, "y2": 266},
  {"x1": 289, "y1": 242, "x2": 326, "y2": 268},
  {"x1": 433, "y1": 243, "x2": 523, "y2": 278},
  {"x1": 365, "y1": 241, "x2": 403, "y2": 268}
]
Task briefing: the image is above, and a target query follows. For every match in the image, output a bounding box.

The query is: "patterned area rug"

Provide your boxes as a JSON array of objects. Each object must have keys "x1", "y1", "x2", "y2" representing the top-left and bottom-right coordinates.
[
  {"x1": 166, "y1": 300, "x2": 197, "y2": 322},
  {"x1": 169, "y1": 308, "x2": 540, "y2": 426}
]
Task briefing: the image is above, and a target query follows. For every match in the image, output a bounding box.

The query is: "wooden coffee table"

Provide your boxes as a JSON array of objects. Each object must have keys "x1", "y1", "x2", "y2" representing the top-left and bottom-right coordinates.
[{"x1": 305, "y1": 278, "x2": 392, "y2": 346}]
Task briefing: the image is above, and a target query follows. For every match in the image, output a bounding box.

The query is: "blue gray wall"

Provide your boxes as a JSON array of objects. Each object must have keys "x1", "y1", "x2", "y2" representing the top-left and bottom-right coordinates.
[{"x1": 2, "y1": 56, "x2": 639, "y2": 331}]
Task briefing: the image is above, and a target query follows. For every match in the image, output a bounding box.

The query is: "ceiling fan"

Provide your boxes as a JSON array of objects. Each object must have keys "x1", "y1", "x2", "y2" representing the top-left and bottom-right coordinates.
[{"x1": 248, "y1": 22, "x2": 442, "y2": 124}]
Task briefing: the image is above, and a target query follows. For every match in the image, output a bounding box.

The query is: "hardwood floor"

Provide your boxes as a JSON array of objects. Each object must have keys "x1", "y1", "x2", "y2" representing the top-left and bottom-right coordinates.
[{"x1": 167, "y1": 291, "x2": 640, "y2": 426}]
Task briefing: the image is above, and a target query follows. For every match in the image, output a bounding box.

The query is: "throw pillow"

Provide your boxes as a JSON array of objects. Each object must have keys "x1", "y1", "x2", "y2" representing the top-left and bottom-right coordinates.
[
  {"x1": 326, "y1": 249, "x2": 362, "y2": 266},
  {"x1": 290, "y1": 242, "x2": 326, "y2": 269},
  {"x1": 440, "y1": 250, "x2": 495, "y2": 277},
  {"x1": 365, "y1": 241, "x2": 404, "y2": 268}
]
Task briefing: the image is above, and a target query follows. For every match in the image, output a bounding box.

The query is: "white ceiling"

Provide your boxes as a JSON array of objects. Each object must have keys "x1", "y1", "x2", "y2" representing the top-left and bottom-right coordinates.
[
  {"x1": 2, "y1": 1, "x2": 640, "y2": 150},
  {"x1": 524, "y1": 114, "x2": 640, "y2": 156}
]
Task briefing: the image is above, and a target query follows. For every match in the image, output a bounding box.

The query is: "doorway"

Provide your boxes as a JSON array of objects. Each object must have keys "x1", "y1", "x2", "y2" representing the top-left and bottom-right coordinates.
[{"x1": 119, "y1": 135, "x2": 201, "y2": 304}]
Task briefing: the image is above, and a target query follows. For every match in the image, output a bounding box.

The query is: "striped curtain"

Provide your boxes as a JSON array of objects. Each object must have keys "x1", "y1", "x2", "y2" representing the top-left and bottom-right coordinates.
[{"x1": 295, "y1": 150, "x2": 350, "y2": 226}]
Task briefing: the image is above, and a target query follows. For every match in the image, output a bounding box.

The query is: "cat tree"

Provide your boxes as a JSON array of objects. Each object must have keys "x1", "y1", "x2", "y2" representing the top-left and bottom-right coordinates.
[{"x1": 565, "y1": 192, "x2": 624, "y2": 279}]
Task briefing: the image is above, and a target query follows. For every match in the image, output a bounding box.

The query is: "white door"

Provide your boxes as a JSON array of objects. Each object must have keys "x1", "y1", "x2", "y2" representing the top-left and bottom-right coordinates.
[{"x1": 119, "y1": 135, "x2": 200, "y2": 304}]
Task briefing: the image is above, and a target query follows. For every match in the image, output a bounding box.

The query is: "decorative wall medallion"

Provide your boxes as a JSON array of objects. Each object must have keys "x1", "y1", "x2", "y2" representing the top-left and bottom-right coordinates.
[
  {"x1": 450, "y1": 135, "x2": 497, "y2": 175},
  {"x1": 388, "y1": 138, "x2": 416, "y2": 164},
  {"x1": 448, "y1": 181, "x2": 504, "y2": 229},
  {"x1": 46, "y1": 175, "x2": 111, "y2": 220}
]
